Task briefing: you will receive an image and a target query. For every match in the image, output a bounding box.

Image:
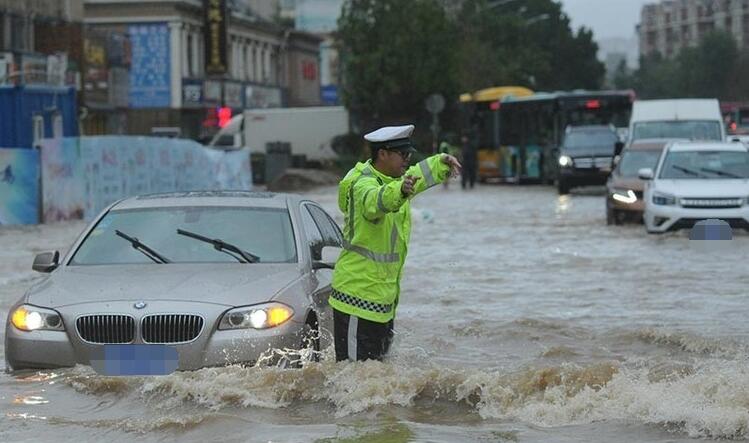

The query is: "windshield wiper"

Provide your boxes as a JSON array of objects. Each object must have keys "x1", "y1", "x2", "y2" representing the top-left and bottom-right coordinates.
[
  {"x1": 114, "y1": 230, "x2": 170, "y2": 264},
  {"x1": 700, "y1": 167, "x2": 742, "y2": 179},
  {"x1": 176, "y1": 228, "x2": 260, "y2": 263},
  {"x1": 671, "y1": 165, "x2": 703, "y2": 177}
]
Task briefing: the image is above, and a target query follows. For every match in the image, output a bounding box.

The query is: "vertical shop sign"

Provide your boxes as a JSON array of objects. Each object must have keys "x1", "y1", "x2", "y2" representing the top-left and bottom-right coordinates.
[{"x1": 204, "y1": 0, "x2": 228, "y2": 75}]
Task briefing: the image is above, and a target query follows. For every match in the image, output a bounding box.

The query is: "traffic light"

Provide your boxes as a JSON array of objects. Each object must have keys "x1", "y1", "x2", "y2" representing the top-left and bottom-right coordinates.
[{"x1": 218, "y1": 107, "x2": 232, "y2": 128}]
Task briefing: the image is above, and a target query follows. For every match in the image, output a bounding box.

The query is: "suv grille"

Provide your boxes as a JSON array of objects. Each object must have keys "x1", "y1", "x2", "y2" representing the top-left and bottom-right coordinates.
[
  {"x1": 76, "y1": 315, "x2": 135, "y2": 344},
  {"x1": 680, "y1": 198, "x2": 743, "y2": 209},
  {"x1": 141, "y1": 314, "x2": 204, "y2": 344}
]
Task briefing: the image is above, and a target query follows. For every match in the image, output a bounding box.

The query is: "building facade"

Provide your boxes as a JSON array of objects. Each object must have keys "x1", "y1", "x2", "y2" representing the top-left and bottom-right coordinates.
[
  {"x1": 639, "y1": 0, "x2": 749, "y2": 58},
  {"x1": 82, "y1": 0, "x2": 321, "y2": 139},
  {"x1": 0, "y1": 0, "x2": 84, "y2": 86},
  {"x1": 283, "y1": 0, "x2": 343, "y2": 105}
]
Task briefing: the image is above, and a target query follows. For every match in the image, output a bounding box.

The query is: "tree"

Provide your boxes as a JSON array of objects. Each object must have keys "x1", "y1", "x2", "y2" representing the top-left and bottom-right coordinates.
[
  {"x1": 453, "y1": 0, "x2": 604, "y2": 92},
  {"x1": 337, "y1": 0, "x2": 459, "y2": 133},
  {"x1": 625, "y1": 30, "x2": 741, "y2": 100},
  {"x1": 612, "y1": 59, "x2": 634, "y2": 90}
]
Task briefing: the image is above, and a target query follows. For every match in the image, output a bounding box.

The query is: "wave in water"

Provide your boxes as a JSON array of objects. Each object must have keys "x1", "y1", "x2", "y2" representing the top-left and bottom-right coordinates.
[{"x1": 57, "y1": 355, "x2": 749, "y2": 440}]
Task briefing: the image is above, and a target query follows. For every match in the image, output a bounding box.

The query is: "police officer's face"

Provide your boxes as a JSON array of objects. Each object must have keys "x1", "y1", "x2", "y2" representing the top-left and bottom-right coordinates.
[{"x1": 384, "y1": 149, "x2": 411, "y2": 177}]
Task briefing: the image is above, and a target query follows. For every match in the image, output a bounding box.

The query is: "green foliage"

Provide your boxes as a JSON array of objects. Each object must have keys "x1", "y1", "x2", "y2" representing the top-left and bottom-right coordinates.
[
  {"x1": 338, "y1": 0, "x2": 459, "y2": 132},
  {"x1": 337, "y1": 0, "x2": 606, "y2": 137},
  {"x1": 616, "y1": 30, "x2": 744, "y2": 100}
]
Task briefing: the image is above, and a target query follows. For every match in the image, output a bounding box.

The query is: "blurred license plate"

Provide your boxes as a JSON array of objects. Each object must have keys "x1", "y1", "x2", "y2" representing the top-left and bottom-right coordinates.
[{"x1": 90, "y1": 344, "x2": 179, "y2": 376}]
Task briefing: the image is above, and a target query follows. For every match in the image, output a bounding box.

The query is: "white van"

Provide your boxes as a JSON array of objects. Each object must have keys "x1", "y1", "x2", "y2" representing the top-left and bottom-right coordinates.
[{"x1": 627, "y1": 99, "x2": 726, "y2": 144}]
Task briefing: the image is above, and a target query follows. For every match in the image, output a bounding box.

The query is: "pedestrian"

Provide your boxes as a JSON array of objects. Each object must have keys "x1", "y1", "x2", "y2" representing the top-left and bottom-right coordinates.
[
  {"x1": 330, "y1": 125, "x2": 461, "y2": 361},
  {"x1": 460, "y1": 133, "x2": 478, "y2": 189}
]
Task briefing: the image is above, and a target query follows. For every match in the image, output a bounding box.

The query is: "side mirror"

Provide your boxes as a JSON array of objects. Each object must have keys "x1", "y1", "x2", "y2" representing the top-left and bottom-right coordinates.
[
  {"x1": 638, "y1": 168, "x2": 654, "y2": 180},
  {"x1": 614, "y1": 141, "x2": 624, "y2": 157},
  {"x1": 33, "y1": 251, "x2": 60, "y2": 273},
  {"x1": 312, "y1": 245, "x2": 341, "y2": 271},
  {"x1": 312, "y1": 261, "x2": 335, "y2": 270}
]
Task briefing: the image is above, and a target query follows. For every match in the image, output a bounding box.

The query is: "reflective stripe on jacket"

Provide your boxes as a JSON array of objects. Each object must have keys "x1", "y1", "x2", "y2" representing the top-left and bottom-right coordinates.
[{"x1": 330, "y1": 155, "x2": 450, "y2": 323}]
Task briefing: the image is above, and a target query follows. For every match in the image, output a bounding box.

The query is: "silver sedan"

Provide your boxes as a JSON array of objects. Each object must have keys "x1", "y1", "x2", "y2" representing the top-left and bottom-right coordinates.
[{"x1": 4, "y1": 191, "x2": 341, "y2": 373}]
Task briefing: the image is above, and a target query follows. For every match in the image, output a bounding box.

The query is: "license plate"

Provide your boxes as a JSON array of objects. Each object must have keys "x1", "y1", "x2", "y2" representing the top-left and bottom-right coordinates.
[{"x1": 90, "y1": 344, "x2": 178, "y2": 376}]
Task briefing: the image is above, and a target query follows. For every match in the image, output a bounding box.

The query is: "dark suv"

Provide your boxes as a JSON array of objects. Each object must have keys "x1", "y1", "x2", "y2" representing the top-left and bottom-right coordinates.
[{"x1": 557, "y1": 125, "x2": 620, "y2": 194}]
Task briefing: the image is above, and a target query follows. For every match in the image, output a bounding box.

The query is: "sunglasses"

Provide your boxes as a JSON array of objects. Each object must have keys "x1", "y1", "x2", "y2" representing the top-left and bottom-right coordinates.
[{"x1": 387, "y1": 149, "x2": 412, "y2": 161}]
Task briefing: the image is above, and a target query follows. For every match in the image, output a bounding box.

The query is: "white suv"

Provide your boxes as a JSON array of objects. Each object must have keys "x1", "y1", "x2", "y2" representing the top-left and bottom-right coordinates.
[{"x1": 641, "y1": 141, "x2": 749, "y2": 233}]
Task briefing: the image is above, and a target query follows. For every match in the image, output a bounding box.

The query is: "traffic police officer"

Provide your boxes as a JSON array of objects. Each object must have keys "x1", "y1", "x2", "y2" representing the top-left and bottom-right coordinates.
[{"x1": 330, "y1": 125, "x2": 461, "y2": 361}]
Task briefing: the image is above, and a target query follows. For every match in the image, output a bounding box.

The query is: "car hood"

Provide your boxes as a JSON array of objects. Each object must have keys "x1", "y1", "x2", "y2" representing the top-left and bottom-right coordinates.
[
  {"x1": 653, "y1": 179, "x2": 749, "y2": 197},
  {"x1": 610, "y1": 176, "x2": 645, "y2": 192},
  {"x1": 25, "y1": 264, "x2": 303, "y2": 308}
]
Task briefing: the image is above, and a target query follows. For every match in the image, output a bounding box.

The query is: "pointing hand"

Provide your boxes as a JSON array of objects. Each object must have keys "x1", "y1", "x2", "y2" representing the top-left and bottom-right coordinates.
[
  {"x1": 441, "y1": 154, "x2": 462, "y2": 178},
  {"x1": 401, "y1": 175, "x2": 420, "y2": 197}
]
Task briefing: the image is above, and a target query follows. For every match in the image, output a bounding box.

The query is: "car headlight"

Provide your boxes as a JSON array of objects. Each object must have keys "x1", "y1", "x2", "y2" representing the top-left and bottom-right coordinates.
[
  {"x1": 612, "y1": 188, "x2": 637, "y2": 204},
  {"x1": 558, "y1": 155, "x2": 573, "y2": 167},
  {"x1": 11, "y1": 305, "x2": 65, "y2": 331},
  {"x1": 219, "y1": 302, "x2": 294, "y2": 330},
  {"x1": 652, "y1": 192, "x2": 676, "y2": 206}
]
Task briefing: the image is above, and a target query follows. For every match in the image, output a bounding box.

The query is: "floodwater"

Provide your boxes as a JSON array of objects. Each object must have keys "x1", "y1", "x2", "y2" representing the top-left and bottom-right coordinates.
[{"x1": 2, "y1": 183, "x2": 749, "y2": 442}]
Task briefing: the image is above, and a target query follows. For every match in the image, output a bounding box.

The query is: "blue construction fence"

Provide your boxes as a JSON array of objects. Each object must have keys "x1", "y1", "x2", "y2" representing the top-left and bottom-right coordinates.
[
  {"x1": 0, "y1": 136, "x2": 252, "y2": 225},
  {"x1": 0, "y1": 86, "x2": 78, "y2": 149}
]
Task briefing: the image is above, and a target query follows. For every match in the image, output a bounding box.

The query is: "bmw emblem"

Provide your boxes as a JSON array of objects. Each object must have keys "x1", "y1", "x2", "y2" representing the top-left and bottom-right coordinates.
[{"x1": 134, "y1": 301, "x2": 147, "y2": 310}]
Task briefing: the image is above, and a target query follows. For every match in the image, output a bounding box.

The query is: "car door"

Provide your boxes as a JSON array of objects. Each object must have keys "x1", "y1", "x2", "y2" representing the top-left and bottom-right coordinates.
[
  {"x1": 299, "y1": 203, "x2": 340, "y2": 346},
  {"x1": 299, "y1": 204, "x2": 334, "y2": 307}
]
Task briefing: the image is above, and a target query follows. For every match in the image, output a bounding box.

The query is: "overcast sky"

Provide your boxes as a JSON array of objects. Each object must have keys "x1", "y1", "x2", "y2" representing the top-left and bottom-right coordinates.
[{"x1": 558, "y1": 0, "x2": 653, "y2": 39}]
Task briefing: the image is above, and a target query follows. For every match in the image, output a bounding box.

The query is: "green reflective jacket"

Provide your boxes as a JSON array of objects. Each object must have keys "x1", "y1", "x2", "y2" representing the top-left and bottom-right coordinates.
[{"x1": 330, "y1": 155, "x2": 450, "y2": 323}]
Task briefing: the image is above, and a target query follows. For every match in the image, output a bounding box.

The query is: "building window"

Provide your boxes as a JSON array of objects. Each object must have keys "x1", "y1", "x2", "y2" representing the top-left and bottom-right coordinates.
[{"x1": 9, "y1": 15, "x2": 29, "y2": 51}]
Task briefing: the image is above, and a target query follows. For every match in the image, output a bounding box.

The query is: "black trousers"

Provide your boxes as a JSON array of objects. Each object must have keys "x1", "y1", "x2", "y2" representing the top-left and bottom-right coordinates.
[{"x1": 333, "y1": 309, "x2": 394, "y2": 362}]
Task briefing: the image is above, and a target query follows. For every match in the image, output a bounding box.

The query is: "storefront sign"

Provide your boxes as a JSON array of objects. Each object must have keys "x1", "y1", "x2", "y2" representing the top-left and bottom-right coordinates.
[
  {"x1": 204, "y1": 80, "x2": 222, "y2": 106},
  {"x1": 182, "y1": 79, "x2": 204, "y2": 108},
  {"x1": 321, "y1": 84, "x2": 338, "y2": 105},
  {"x1": 204, "y1": 0, "x2": 228, "y2": 75},
  {"x1": 245, "y1": 84, "x2": 283, "y2": 109},
  {"x1": 224, "y1": 81, "x2": 244, "y2": 109}
]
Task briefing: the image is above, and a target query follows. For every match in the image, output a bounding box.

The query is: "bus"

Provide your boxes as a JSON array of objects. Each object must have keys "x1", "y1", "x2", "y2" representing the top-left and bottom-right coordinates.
[
  {"x1": 498, "y1": 90, "x2": 634, "y2": 183},
  {"x1": 459, "y1": 86, "x2": 534, "y2": 181}
]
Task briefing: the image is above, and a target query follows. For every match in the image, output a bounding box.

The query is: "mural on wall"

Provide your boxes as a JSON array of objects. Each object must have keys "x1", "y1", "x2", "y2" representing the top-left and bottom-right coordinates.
[
  {"x1": 0, "y1": 148, "x2": 39, "y2": 224},
  {"x1": 42, "y1": 136, "x2": 252, "y2": 222}
]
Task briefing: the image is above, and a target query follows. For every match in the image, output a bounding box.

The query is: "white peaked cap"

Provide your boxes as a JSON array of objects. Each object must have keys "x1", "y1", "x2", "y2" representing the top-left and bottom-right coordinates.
[{"x1": 364, "y1": 125, "x2": 415, "y2": 143}]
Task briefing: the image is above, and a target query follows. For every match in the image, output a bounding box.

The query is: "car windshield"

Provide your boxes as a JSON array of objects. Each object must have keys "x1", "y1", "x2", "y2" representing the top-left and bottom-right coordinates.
[
  {"x1": 658, "y1": 150, "x2": 749, "y2": 179},
  {"x1": 563, "y1": 130, "x2": 618, "y2": 150},
  {"x1": 617, "y1": 150, "x2": 662, "y2": 178},
  {"x1": 70, "y1": 206, "x2": 297, "y2": 265},
  {"x1": 632, "y1": 121, "x2": 722, "y2": 141}
]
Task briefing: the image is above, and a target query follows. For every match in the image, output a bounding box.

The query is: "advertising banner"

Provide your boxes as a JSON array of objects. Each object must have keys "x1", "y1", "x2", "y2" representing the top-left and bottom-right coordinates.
[
  {"x1": 41, "y1": 137, "x2": 252, "y2": 222},
  {"x1": 128, "y1": 23, "x2": 171, "y2": 108},
  {"x1": 0, "y1": 148, "x2": 39, "y2": 225}
]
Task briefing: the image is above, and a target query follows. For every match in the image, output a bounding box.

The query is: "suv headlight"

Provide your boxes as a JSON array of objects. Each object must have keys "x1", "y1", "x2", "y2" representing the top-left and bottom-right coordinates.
[
  {"x1": 652, "y1": 192, "x2": 676, "y2": 206},
  {"x1": 558, "y1": 155, "x2": 573, "y2": 167},
  {"x1": 11, "y1": 305, "x2": 65, "y2": 331},
  {"x1": 219, "y1": 302, "x2": 294, "y2": 330},
  {"x1": 612, "y1": 188, "x2": 637, "y2": 204}
]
